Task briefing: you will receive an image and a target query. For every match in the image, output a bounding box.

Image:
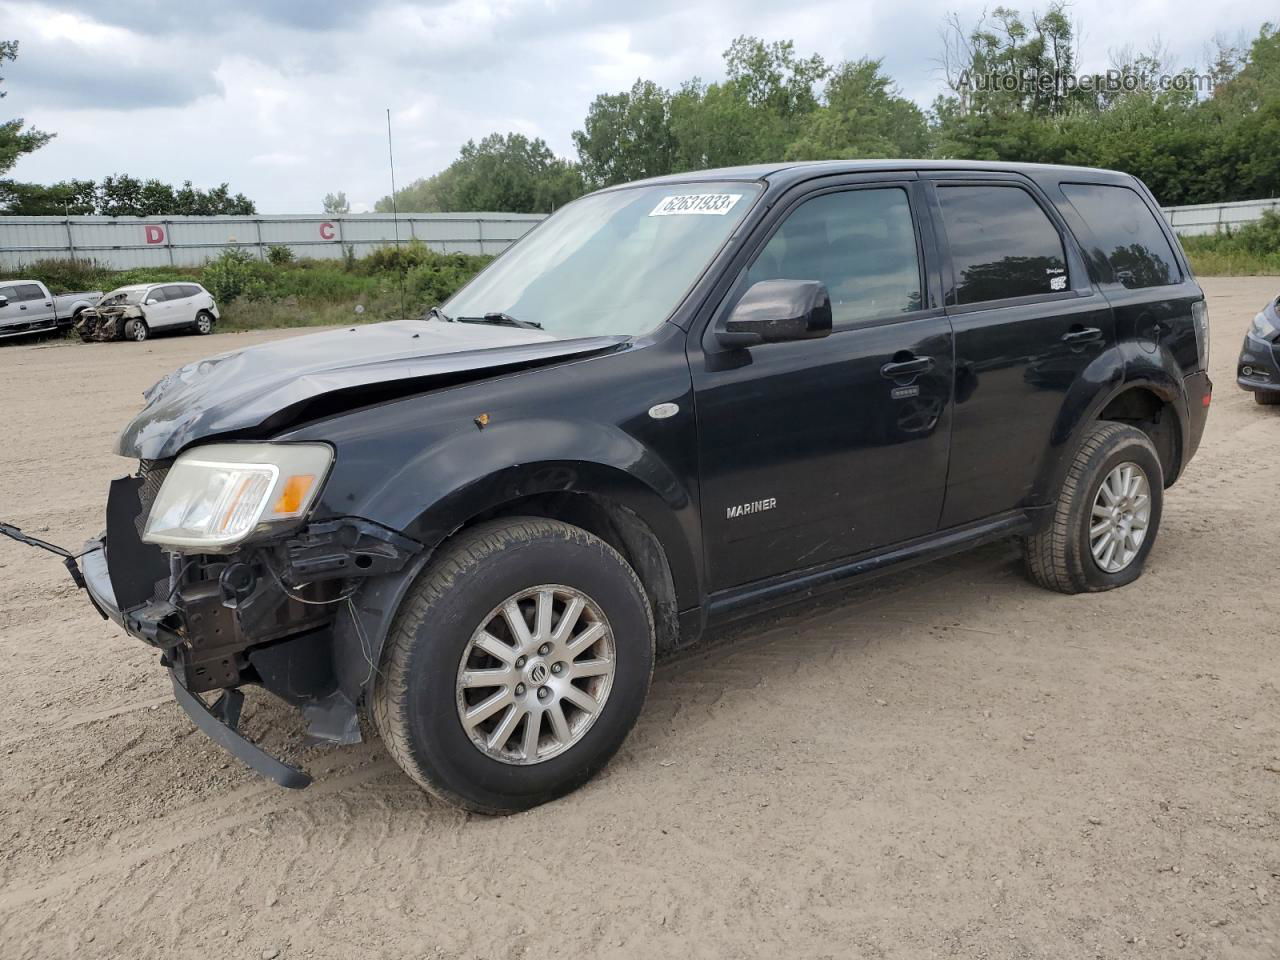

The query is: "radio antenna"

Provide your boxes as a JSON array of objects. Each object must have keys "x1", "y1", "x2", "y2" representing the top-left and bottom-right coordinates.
[{"x1": 386, "y1": 107, "x2": 406, "y2": 319}]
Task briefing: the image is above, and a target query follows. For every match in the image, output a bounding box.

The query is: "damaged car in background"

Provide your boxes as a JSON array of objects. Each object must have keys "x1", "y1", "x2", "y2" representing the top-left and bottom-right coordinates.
[
  {"x1": 2, "y1": 160, "x2": 1211, "y2": 815},
  {"x1": 77, "y1": 282, "x2": 220, "y2": 343}
]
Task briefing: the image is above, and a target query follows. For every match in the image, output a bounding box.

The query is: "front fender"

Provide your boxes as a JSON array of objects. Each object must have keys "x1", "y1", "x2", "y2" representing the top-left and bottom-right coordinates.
[
  {"x1": 402, "y1": 419, "x2": 696, "y2": 595},
  {"x1": 321, "y1": 420, "x2": 700, "y2": 705}
]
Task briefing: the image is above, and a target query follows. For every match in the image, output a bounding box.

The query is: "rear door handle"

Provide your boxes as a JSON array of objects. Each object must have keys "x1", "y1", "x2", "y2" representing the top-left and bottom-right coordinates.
[
  {"x1": 880, "y1": 356, "x2": 934, "y2": 379},
  {"x1": 1061, "y1": 326, "x2": 1102, "y2": 344}
]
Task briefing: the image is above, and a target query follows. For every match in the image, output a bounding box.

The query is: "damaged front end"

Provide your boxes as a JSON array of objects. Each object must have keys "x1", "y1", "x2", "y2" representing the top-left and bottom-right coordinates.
[
  {"x1": 76, "y1": 458, "x2": 422, "y2": 787},
  {"x1": 76, "y1": 304, "x2": 141, "y2": 342}
]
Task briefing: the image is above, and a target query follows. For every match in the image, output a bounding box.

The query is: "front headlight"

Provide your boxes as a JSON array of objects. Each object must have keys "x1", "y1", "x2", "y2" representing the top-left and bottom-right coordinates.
[
  {"x1": 1249, "y1": 309, "x2": 1280, "y2": 343},
  {"x1": 142, "y1": 442, "x2": 333, "y2": 550}
]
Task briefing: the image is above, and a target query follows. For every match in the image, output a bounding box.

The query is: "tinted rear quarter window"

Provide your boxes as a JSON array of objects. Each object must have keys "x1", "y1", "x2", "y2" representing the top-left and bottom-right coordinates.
[
  {"x1": 937, "y1": 185, "x2": 1068, "y2": 305},
  {"x1": 1059, "y1": 183, "x2": 1180, "y2": 289}
]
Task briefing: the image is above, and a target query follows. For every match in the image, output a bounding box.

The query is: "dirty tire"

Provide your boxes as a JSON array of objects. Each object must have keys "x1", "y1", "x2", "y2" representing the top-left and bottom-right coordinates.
[
  {"x1": 194, "y1": 310, "x2": 214, "y2": 335},
  {"x1": 1254, "y1": 391, "x2": 1280, "y2": 406},
  {"x1": 124, "y1": 318, "x2": 148, "y2": 342},
  {"x1": 1024, "y1": 421, "x2": 1164, "y2": 594},
  {"x1": 372, "y1": 518, "x2": 655, "y2": 814}
]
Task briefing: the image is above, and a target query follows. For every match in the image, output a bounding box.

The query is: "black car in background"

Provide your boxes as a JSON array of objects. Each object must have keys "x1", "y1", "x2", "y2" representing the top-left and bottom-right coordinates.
[
  {"x1": 7, "y1": 160, "x2": 1212, "y2": 813},
  {"x1": 1238, "y1": 294, "x2": 1280, "y2": 404}
]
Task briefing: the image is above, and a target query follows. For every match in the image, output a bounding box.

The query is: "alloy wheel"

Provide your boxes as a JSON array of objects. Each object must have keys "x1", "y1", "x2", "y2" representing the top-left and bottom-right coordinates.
[
  {"x1": 455, "y1": 584, "x2": 616, "y2": 765},
  {"x1": 1089, "y1": 461, "x2": 1151, "y2": 573}
]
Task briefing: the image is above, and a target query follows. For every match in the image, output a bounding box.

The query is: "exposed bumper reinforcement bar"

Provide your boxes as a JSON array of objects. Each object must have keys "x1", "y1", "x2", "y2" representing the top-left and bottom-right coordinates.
[{"x1": 169, "y1": 672, "x2": 312, "y2": 789}]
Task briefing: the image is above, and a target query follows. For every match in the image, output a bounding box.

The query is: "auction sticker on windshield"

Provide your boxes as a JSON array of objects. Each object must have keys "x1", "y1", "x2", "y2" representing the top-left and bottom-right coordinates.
[{"x1": 649, "y1": 193, "x2": 744, "y2": 217}]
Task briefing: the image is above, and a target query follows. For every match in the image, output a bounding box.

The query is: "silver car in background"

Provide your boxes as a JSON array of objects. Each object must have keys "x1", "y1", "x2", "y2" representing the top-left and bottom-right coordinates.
[{"x1": 0, "y1": 280, "x2": 102, "y2": 340}]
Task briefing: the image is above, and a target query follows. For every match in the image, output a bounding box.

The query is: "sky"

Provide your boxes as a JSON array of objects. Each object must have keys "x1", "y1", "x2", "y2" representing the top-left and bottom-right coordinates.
[{"x1": 1, "y1": 0, "x2": 1269, "y2": 213}]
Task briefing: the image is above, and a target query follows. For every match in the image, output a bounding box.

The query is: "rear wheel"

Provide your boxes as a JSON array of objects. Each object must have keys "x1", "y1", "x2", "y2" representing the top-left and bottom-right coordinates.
[
  {"x1": 194, "y1": 310, "x2": 214, "y2": 335},
  {"x1": 1024, "y1": 422, "x2": 1163, "y2": 594},
  {"x1": 373, "y1": 518, "x2": 655, "y2": 814},
  {"x1": 124, "y1": 318, "x2": 149, "y2": 342},
  {"x1": 1255, "y1": 391, "x2": 1280, "y2": 406}
]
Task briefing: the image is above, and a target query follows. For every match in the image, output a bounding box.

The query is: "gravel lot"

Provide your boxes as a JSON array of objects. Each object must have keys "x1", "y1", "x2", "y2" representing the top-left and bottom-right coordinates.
[{"x1": 1, "y1": 277, "x2": 1277, "y2": 960}]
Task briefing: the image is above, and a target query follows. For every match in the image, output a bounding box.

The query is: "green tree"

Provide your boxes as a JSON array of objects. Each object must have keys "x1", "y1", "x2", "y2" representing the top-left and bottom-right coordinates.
[
  {"x1": 0, "y1": 40, "x2": 53, "y2": 177},
  {"x1": 785, "y1": 58, "x2": 930, "y2": 159},
  {"x1": 378, "y1": 133, "x2": 582, "y2": 213},
  {"x1": 573, "y1": 80, "x2": 677, "y2": 188},
  {"x1": 323, "y1": 190, "x2": 350, "y2": 214}
]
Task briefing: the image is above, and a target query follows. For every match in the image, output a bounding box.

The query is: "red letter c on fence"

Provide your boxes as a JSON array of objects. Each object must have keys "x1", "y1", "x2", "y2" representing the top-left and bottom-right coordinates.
[
  {"x1": 319, "y1": 222, "x2": 336, "y2": 240},
  {"x1": 144, "y1": 225, "x2": 165, "y2": 244}
]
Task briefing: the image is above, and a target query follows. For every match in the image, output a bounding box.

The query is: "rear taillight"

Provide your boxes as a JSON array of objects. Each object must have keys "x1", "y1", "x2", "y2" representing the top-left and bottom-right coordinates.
[{"x1": 1191, "y1": 299, "x2": 1209, "y2": 371}]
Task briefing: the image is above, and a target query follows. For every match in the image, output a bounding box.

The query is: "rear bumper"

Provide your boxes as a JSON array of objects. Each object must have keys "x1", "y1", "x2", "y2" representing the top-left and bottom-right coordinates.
[
  {"x1": 81, "y1": 535, "x2": 312, "y2": 789},
  {"x1": 1180, "y1": 370, "x2": 1212, "y2": 475}
]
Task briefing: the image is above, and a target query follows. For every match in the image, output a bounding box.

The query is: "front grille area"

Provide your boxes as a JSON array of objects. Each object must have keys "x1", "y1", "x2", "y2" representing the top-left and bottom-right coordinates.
[{"x1": 135, "y1": 459, "x2": 171, "y2": 538}]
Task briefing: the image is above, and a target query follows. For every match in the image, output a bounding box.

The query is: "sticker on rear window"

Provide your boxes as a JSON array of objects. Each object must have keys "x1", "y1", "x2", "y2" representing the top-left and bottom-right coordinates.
[{"x1": 649, "y1": 193, "x2": 743, "y2": 217}]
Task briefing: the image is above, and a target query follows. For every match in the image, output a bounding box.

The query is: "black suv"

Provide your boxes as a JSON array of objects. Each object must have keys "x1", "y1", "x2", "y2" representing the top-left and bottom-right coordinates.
[{"x1": 41, "y1": 161, "x2": 1215, "y2": 812}]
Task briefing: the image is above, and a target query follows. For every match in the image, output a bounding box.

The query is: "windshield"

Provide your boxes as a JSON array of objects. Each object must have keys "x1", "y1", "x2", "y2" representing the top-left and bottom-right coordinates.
[
  {"x1": 443, "y1": 182, "x2": 762, "y2": 337},
  {"x1": 99, "y1": 287, "x2": 146, "y2": 306}
]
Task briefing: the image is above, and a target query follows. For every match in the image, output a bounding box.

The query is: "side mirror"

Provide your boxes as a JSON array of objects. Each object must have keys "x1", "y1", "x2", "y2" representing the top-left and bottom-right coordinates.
[
  {"x1": 145, "y1": 298, "x2": 158, "y2": 305},
  {"x1": 717, "y1": 279, "x2": 832, "y2": 349}
]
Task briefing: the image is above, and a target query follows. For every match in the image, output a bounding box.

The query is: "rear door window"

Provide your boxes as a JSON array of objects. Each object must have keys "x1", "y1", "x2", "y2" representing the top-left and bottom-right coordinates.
[
  {"x1": 162, "y1": 284, "x2": 189, "y2": 300},
  {"x1": 1060, "y1": 183, "x2": 1180, "y2": 288},
  {"x1": 745, "y1": 186, "x2": 923, "y2": 325},
  {"x1": 16, "y1": 283, "x2": 45, "y2": 301},
  {"x1": 936, "y1": 185, "x2": 1068, "y2": 305}
]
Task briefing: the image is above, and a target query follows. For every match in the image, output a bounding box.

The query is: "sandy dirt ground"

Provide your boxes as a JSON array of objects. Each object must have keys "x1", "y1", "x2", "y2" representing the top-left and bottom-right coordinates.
[{"x1": 0, "y1": 278, "x2": 1277, "y2": 960}]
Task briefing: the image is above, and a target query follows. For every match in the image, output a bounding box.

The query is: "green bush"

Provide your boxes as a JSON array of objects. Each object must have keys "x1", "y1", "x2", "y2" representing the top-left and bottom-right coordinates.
[
  {"x1": 266, "y1": 244, "x2": 295, "y2": 266},
  {"x1": 1180, "y1": 210, "x2": 1280, "y2": 275},
  {"x1": 406, "y1": 252, "x2": 490, "y2": 305},
  {"x1": 201, "y1": 248, "x2": 262, "y2": 304},
  {"x1": 21, "y1": 242, "x2": 493, "y2": 332}
]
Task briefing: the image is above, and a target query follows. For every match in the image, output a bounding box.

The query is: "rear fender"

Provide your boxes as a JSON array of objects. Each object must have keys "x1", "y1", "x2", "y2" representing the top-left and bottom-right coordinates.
[{"x1": 1036, "y1": 343, "x2": 1187, "y2": 507}]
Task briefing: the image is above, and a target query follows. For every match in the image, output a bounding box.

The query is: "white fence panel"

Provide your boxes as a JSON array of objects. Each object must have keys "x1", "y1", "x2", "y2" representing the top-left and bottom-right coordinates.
[
  {"x1": 1160, "y1": 197, "x2": 1280, "y2": 236},
  {"x1": 0, "y1": 213, "x2": 546, "y2": 270}
]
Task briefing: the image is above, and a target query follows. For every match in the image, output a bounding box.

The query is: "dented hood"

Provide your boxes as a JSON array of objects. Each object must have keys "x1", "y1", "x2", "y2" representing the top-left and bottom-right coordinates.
[{"x1": 117, "y1": 319, "x2": 628, "y2": 460}]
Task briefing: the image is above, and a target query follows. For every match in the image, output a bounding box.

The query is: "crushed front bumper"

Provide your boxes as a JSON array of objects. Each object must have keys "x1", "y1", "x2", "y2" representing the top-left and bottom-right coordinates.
[{"x1": 81, "y1": 537, "x2": 313, "y2": 788}]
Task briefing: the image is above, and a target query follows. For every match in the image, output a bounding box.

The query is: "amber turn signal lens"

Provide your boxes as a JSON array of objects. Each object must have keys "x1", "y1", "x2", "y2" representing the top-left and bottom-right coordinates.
[{"x1": 273, "y1": 474, "x2": 316, "y2": 515}]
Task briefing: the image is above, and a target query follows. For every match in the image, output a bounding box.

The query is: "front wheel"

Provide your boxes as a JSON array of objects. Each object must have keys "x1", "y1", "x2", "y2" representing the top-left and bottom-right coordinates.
[
  {"x1": 373, "y1": 518, "x2": 655, "y2": 814},
  {"x1": 124, "y1": 318, "x2": 149, "y2": 342},
  {"x1": 194, "y1": 310, "x2": 214, "y2": 335},
  {"x1": 1024, "y1": 422, "x2": 1164, "y2": 594},
  {"x1": 1254, "y1": 391, "x2": 1280, "y2": 406}
]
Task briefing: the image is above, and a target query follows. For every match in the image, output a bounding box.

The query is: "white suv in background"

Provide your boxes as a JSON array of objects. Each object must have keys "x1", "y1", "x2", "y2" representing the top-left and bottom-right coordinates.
[{"x1": 83, "y1": 282, "x2": 221, "y2": 342}]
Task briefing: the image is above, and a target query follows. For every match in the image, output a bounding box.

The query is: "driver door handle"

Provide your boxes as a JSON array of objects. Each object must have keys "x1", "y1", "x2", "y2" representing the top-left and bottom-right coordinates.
[
  {"x1": 1061, "y1": 326, "x2": 1102, "y2": 344},
  {"x1": 880, "y1": 356, "x2": 934, "y2": 379}
]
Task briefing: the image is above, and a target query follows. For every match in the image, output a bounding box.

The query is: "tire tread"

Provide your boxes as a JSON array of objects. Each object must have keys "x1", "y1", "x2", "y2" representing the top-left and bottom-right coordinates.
[{"x1": 1024, "y1": 421, "x2": 1160, "y2": 594}]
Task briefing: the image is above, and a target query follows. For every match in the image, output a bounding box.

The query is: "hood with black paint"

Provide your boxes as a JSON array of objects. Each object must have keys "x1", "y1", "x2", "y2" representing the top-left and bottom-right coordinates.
[{"x1": 117, "y1": 319, "x2": 628, "y2": 460}]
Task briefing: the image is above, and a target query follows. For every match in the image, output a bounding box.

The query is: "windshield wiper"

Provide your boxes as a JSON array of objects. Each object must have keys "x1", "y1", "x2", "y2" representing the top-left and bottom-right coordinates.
[
  {"x1": 455, "y1": 312, "x2": 543, "y2": 330},
  {"x1": 426, "y1": 306, "x2": 453, "y2": 322}
]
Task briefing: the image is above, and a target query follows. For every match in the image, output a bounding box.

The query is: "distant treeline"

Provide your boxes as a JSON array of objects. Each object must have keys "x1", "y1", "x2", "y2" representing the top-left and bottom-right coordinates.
[{"x1": 374, "y1": 7, "x2": 1280, "y2": 213}]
